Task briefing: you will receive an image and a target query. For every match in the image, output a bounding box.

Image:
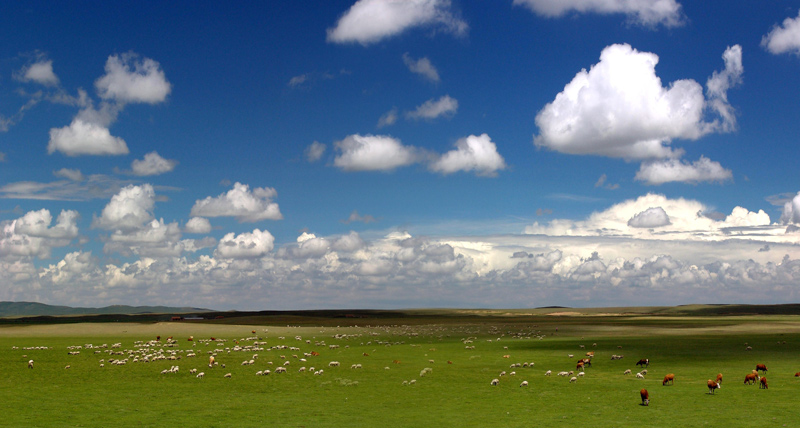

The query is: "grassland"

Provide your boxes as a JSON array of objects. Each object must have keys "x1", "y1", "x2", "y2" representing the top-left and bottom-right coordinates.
[{"x1": 2, "y1": 309, "x2": 800, "y2": 427}]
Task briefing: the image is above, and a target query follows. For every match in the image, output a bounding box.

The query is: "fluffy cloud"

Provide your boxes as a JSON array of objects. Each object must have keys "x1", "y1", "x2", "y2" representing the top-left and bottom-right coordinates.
[
  {"x1": 429, "y1": 134, "x2": 506, "y2": 176},
  {"x1": 513, "y1": 0, "x2": 684, "y2": 27},
  {"x1": 762, "y1": 10, "x2": 800, "y2": 55},
  {"x1": 185, "y1": 217, "x2": 212, "y2": 234},
  {"x1": 47, "y1": 119, "x2": 129, "y2": 156},
  {"x1": 18, "y1": 59, "x2": 59, "y2": 86},
  {"x1": 95, "y1": 54, "x2": 172, "y2": 104},
  {"x1": 93, "y1": 184, "x2": 155, "y2": 231},
  {"x1": 190, "y1": 182, "x2": 283, "y2": 222},
  {"x1": 216, "y1": 229, "x2": 275, "y2": 259},
  {"x1": 15, "y1": 209, "x2": 79, "y2": 239},
  {"x1": 406, "y1": 95, "x2": 458, "y2": 120},
  {"x1": 627, "y1": 207, "x2": 670, "y2": 228},
  {"x1": 304, "y1": 141, "x2": 326, "y2": 162},
  {"x1": 0, "y1": 209, "x2": 79, "y2": 259},
  {"x1": 534, "y1": 44, "x2": 742, "y2": 161},
  {"x1": 333, "y1": 134, "x2": 421, "y2": 171},
  {"x1": 131, "y1": 151, "x2": 178, "y2": 176},
  {"x1": 403, "y1": 53, "x2": 440, "y2": 82},
  {"x1": 635, "y1": 156, "x2": 733, "y2": 185},
  {"x1": 780, "y1": 192, "x2": 800, "y2": 224},
  {"x1": 327, "y1": 0, "x2": 468, "y2": 45}
]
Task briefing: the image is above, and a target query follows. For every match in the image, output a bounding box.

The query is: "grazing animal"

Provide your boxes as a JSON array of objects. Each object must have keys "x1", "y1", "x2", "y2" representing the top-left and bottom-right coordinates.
[
  {"x1": 636, "y1": 373, "x2": 645, "y2": 379},
  {"x1": 196, "y1": 372, "x2": 204, "y2": 378},
  {"x1": 224, "y1": 373, "x2": 232, "y2": 378},
  {"x1": 576, "y1": 361, "x2": 585, "y2": 371},
  {"x1": 209, "y1": 356, "x2": 215, "y2": 368},
  {"x1": 794, "y1": 372, "x2": 800, "y2": 377},
  {"x1": 756, "y1": 364, "x2": 768, "y2": 373},
  {"x1": 491, "y1": 378, "x2": 499, "y2": 386},
  {"x1": 28, "y1": 360, "x2": 34, "y2": 369},
  {"x1": 623, "y1": 369, "x2": 632, "y2": 375},
  {"x1": 640, "y1": 389, "x2": 649, "y2": 406},
  {"x1": 544, "y1": 370, "x2": 551, "y2": 376},
  {"x1": 707, "y1": 379, "x2": 720, "y2": 394},
  {"x1": 744, "y1": 373, "x2": 758, "y2": 385},
  {"x1": 760, "y1": 377, "x2": 768, "y2": 389},
  {"x1": 569, "y1": 376, "x2": 577, "y2": 383},
  {"x1": 716, "y1": 373, "x2": 723, "y2": 384},
  {"x1": 520, "y1": 381, "x2": 528, "y2": 387},
  {"x1": 662, "y1": 374, "x2": 675, "y2": 385},
  {"x1": 636, "y1": 359, "x2": 649, "y2": 368}
]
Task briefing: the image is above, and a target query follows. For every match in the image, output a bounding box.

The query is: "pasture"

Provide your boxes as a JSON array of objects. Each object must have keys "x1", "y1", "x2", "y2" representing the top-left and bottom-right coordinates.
[{"x1": 3, "y1": 309, "x2": 800, "y2": 427}]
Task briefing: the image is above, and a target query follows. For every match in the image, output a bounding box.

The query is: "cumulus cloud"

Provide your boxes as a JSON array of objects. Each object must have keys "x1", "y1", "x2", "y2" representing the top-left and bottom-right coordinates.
[
  {"x1": 627, "y1": 207, "x2": 671, "y2": 228},
  {"x1": 377, "y1": 108, "x2": 398, "y2": 128},
  {"x1": 47, "y1": 119, "x2": 129, "y2": 156},
  {"x1": 762, "y1": 10, "x2": 800, "y2": 55},
  {"x1": 95, "y1": 53, "x2": 171, "y2": 104},
  {"x1": 429, "y1": 134, "x2": 506, "y2": 177},
  {"x1": 18, "y1": 59, "x2": 59, "y2": 86},
  {"x1": 402, "y1": 53, "x2": 440, "y2": 82},
  {"x1": 780, "y1": 192, "x2": 800, "y2": 224},
  {"x1": 534, "y1": 43, "x2": 742, "y2": 161},
  {"x1": 131, "y1": 151, "x2": 178, "y2": 176},
  {"x1": 185, "y1": 217, "x2": 212, "y2": 234},
  {"x1": 327, "y1": 0, "x2": 468, "y2": 45},
  {"x1": 406, "y1": 95, "x2": 458, "y2": 120},
  {"x1": 93, "y1": 184, "x2": 155, "y2": 231},
  {"x1": 216, "y1": 229, "x2": 275, "y2": 259},
  {"x1": 190, "y1": 182, "x2": 283, "y2": 222},
  {"x1": 635, "y1": 156, "x2": 733, "y2": 185},
  {"x1": 513, "y1": 0, "x2": 684, "y2": 27},
  {"x1": 15, "y1": 209, "x2": 79, "y2": 239},
  {"x1": 0, "y1": 209, "x2": 79, "y2": 259},
  {"x1": 333, "y1": 134, "x2": 421, "y2": 171},
  {"x1": 304, "y1": 141, "x2": 326, "y2": 163}
]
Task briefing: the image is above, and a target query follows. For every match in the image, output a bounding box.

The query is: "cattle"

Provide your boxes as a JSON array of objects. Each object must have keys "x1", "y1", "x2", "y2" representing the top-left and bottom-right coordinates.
[
  {"x1": 636, "y1": 359, "x2": 649, "y2": 368},
  {"x1": 576, "y1": 361, "x2": 585, "y2": 371},
  {"x1": 744, "y1": 373, "x2": 758, "y2": 385},
  {"x1": 760, "y1": 377, "x2": 768, "y2": 389},
  {"x1": 715, "y1": 373, "x2": 723, "y2": 384},
  {"x1": 756, "y1": 364, "x2": 768, "y2": 373},
  {"x1": 581, "y1": 358, "x2": 592, "y2": 368},
  {"x1": 707, "y1": 379, "x2": 720, "y2": 394},
  {"x1": 662, "y1": 374, "x2": 675, "y2": 386},
  {"x1": 640, "y1": 388, "x2": 649, "y2": 406},
  {"x1": 795, "y1": 372, "x2": 800, "y2": 377}
]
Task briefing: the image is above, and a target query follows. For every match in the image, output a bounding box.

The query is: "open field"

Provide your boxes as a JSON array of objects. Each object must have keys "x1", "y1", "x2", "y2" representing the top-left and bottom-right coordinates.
[{"x1": 3, "y1": 309, "x2": 800, "y2": 427}]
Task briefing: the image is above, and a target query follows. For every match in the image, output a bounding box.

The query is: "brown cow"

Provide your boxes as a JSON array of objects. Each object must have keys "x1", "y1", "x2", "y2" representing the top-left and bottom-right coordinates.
[
  {"x1": 581, "y1": 358, "x2": 592, "y2": 368},
  {"x1": 576, "y1": 361, "x2": 585, "y2": 371},
  {"x1": 744, "y1": 373, "x2": 758, "y2": 385},
  {"x1": 640, "y1": 388, "x2": 649, "y2": 406},
  {"x1": 636, "y1": 358, "x2": 649, "y2": 367},
  {"x1": 760, "y1": 376, "x2": 768, "y2": 389},
  {"x1": 756, "y1": 364, "x2": 768, "y2": 373},
  {"x1": 707, "y1": 379, "x2": 720, "y2": 394},
  {"x1": 662, "y1": 373, "x2": 675, "y2": 385},
  {"x1": 795, "y1": 372, "x2": 800, "y2": 377},
  {"x1": 715, "y1": 373, "x2": 723, "y2": 384}
]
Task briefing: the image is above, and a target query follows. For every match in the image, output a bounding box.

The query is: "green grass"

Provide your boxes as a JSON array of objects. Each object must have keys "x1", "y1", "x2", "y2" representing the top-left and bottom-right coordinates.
[{"x1": 2, "y1": 316, "x2": 800, "y2": 427}]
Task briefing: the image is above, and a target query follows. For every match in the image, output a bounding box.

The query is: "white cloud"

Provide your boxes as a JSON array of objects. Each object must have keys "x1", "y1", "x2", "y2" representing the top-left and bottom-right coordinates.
[
  {"x1": 402, "y1": 53, "x2": 440, "y2": 82},
  {"x1": 216, "y1": 229, "x2": 275, "y2": 259},
  {"x1": 93, "y1": 184, "x2": 155, "y2": 231},
  {"x1": 627, "y1": 207, "x2": 670, "y2": 228},
  {"x1": 190, "y1": 182, "x2": 283, "y2": 222},
  {"x1": 406, "y1": 95, "x2": 458, "y2": 120},
  {"x1": 780, "y1": 192, "x2": 800, "y2": 224},
  {"x1": 47, "y1": 119, "x2": 129, "y2": 156},
  {"x1": 534, "y1": 44, "x2": 742, "y2": 161},
  {"x1": 327, "y1": 0, "x2": 468, "y2": 45},
  {"x1": 288, "y1": 73, "x2": 309, "y2": 87},
  {"x1": 15, "y1": 209, "x2": 79, "y2": 239},
  {"x1": 705, "y1": 45, "x2": 744, "y2": 132},
  {"x1": 377, "y1": 108, "x2": 398, "y2": 128},
  {"x1": 53, "y1": 168, "x2": 84, "y2": 181},
  {"x1": 18, "y1": 60, "x2": 59, "y2": 86},
  {"x1": 333, "y1": 134, "x2": 421, "y2": 171},
  {"x1": 635, "y1": 156, "x2": 733, "y2": 185},
  {"x1": 429, "y1": 134, "x2": 506, "y2": 177},
  {"x1": 95, "y1": 53, "x2": 171, "y2": 104},
  {"x1": 513, "y1": 0, "x2": 684, "y2": 27},
  {"x1": 131, "y1": 151, "x2": 178, "y2": 176},
  {"x1": 762, "y1": 10, "x2": 800, "y2": 55},
  {"x1": 185, "y1": 217, "x2": 212, "y2": 234},
  {"x1": 304, "y1": 141, "x2": 326, "y2": 163},
  {"x1": 0, "y1": 209, "x2": 79, "y2": 260}
]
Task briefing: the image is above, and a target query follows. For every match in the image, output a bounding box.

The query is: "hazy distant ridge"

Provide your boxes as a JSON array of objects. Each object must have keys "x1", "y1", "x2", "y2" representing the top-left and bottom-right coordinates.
[{"x1": 0, "y1": 301, "x2": 210, "y2": 317}]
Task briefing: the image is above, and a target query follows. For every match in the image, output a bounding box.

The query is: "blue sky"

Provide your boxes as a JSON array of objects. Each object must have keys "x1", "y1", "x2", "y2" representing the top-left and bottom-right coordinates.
[{"x1": 2, "y1": 0, "x2": 800, "y2": 310}]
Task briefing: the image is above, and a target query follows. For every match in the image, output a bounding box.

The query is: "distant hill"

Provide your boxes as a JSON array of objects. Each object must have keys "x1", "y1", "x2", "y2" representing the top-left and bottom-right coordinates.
[{"x1": 0, "y1": 301, "x2": 210, "y2": 317}]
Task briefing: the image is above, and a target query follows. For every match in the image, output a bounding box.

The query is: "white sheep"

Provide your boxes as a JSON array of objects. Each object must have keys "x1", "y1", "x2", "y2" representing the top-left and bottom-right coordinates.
[
  {"x1": 491, "y1": 378, "x2": 499, "y2": 386},
  {"x1": 224, "y1": 373, "x2": 232, "y2": 378},
  {"x1": 623, "y1": 369, "x2": 632, "y2": 375},
  {"x1": 570, "y1": 377, "x2": 577, "y2": 383},
  {"x1": 577, "y1": 372, "x2": 585, "y2": 377},
  {"x1": 520, "y1": 381, "x2": 528, "y2": 387},
  {"x1": 329, "y1": 361, "x2": 340, "y2": 367},
  {"x1": 545, "y1": 370, "x2": 552, "y2": 376},
  {"x1": 28, "y1": 360, "x2": 33, "y2": 369},
  {"x1": 196, "y1": 372, "x2": 205, "y2": 378},
  {"x1": 636, "y1": 373, "x2": 645, "y2": 379}
]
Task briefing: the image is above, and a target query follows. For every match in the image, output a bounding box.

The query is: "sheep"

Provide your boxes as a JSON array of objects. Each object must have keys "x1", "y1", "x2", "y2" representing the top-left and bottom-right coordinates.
[
  {"x1": 662, "y1": 373, "x2": 675, "y2": 386},
  {"x1": 639, "y1": 369, "x2": 648, "y2": 375},
  {"x1": 196, "y1": 372, "x2": 205, "y2": 378},
  {"x1": 64, "y1": 365, "x2": 71, "y2": 369},
  {"x1": 208, "y1": 356, "x2": 215, "y2": 368},
  {"x1": 329, "y1": 361, "x2": 340, "y2": 367},
  {"x1": 577, "y1": 372, "x2": 584, "y2": 377},
  {"x1": 623, "y1": 369, "x2": 632, "y2": 375},
  {"x1": 707, "y1": 379, "x2": 721, "y2": 394},
  {"x1": 520, "y1": 381, "x2": 528, "y2": 387},
  {"x1": 570, "y1": 376, "x2": 577, "y2": 383},
  {"x1": 759, "y1": 377, "x2": 768, "y2": 389},
  {"x1": 275, "y1": 367, "x2": 287, "y2": 373},
  {"x1": 27, "y1": 360, "x2": 33, "y2": 369},
  {"x1": 224, "y1": 373, "x2": 232, "y2": 378},
  {"x1": 491, "y1": 378, "x2": 499, "y2": 386},
  {"x1": 544, "y1": 370, "x2": 551, "y2": 376},
  {"x1": 640, "y1": 388, "x2": 649, "y2": 406},
  {"x1": 636, "y1": 373, "x2": 645, "y2": 379}
]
